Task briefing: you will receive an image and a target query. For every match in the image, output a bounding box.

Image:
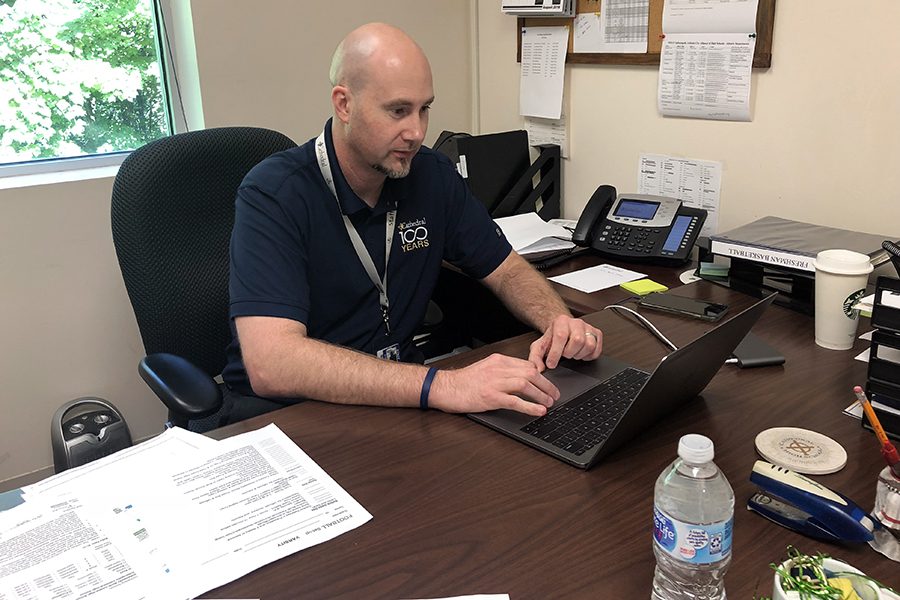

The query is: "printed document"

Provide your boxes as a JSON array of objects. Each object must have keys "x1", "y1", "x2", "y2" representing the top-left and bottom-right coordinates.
[
  {"x1": 3, "y1": 424, "x2": 372, "y2": 600},
  {"x1": 573, "y1": 0, "x2": 649, "y2": 54},
  {"x1": 638, "y1": 153, "x2": 722, "y2": 237},
  {"x1": 525, "y1": 110, "x2": 569, "y2": 158},
  {"x1": 520, "y1": 26, "x2": 568, "y2": 119},
  {"x1": 549, "y1": 264, "x2": 646, "y2": 294},
  {"x1": 495, "y1": 212, "x2": 574, "y2": 256},
  {"x1": 658, "y1": 0, "x2": 759, "y2": 121}
]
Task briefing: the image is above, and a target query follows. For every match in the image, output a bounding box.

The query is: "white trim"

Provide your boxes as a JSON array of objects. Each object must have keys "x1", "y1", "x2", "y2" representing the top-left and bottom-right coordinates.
[
  {"x1": 0, "y1": 152, "x2": 127, "y2": 178},
  {"x1": 0, "y1": 161, "x2": 121, "y2": 191}
]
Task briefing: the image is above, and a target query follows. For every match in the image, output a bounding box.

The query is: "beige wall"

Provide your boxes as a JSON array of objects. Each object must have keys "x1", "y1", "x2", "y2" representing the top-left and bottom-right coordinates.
[
  {"x1": 190, "y1": 0, "x2": 474, "y2": 147},
  {"x1": 0, "y1": 1, "x2": 473, "y2": 486},
  {"x1": 0, "y1": 176, "x2": 164, "y2": 484},
  {"x1": 475, "y1": 1, "x2": 900, "y2": 235}
]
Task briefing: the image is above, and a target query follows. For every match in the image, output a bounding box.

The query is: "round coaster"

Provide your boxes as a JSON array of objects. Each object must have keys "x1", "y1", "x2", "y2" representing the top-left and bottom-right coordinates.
[{"x1": 754, "y1": 427, "x2": 848, "y2": 475}]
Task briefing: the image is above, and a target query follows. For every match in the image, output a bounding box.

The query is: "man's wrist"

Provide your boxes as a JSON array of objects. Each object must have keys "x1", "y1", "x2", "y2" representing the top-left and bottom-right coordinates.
[{"x1": 420, "y1": 367, "x2": 438, "y2": 410}]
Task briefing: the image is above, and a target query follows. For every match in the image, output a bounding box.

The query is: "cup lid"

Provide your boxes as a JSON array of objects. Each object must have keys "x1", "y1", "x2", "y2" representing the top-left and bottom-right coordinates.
[{"x1": 814, "y1": 249, "x2": 874, "y2": 275}]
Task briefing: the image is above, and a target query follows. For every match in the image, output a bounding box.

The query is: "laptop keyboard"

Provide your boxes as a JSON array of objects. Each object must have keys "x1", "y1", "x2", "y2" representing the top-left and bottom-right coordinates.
[{"x1": 520, "y1": 368, "x2": 649, "y2": 456}]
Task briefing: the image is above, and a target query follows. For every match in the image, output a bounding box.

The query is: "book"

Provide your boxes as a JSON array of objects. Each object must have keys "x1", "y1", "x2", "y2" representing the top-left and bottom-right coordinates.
[{"x1": 709, "y1": 216, "x2": 889, "y2": 273}]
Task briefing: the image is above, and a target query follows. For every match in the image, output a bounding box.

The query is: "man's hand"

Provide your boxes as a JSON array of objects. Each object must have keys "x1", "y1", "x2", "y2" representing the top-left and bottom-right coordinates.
[
  {"x1": 528, "y1": 315, "x2": 603, "y2": 371},
  {"x1": 428, "y1": 353, "x2": 560, "y2": 417}
]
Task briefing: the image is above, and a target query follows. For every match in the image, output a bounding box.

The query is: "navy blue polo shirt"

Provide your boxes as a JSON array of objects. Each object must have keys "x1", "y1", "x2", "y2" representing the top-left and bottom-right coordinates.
[{"x1": 223, "y1": 120, "x2": 512, "y2": 396}]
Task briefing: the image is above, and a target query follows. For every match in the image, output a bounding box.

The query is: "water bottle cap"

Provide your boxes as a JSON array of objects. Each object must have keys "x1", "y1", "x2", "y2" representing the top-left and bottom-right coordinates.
[{"x1": 678, "y1": 434, "x2": 714, "y2": 463}]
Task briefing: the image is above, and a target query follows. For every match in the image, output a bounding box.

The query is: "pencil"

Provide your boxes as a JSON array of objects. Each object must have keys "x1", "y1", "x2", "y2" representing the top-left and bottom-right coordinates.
[{"x1": 853, "y1": 385, "x2": 900, "y2": 477}]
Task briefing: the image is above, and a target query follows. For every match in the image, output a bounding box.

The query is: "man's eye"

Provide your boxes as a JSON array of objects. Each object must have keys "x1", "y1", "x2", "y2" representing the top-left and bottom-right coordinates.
[{"x1": 391, "y1": 108, "x2": 407, "y2": 117}]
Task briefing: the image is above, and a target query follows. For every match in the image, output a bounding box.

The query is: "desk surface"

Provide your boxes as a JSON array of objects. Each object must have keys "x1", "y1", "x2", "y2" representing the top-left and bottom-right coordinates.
[{"x1": 203, "y1": 279, "x2": 896, "y2": 599}]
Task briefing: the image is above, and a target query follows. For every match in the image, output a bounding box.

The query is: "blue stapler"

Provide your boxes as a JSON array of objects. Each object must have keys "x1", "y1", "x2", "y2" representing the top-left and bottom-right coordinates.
[{"x1": 747, "y1": 460, "x2": 877, "y2": 544}]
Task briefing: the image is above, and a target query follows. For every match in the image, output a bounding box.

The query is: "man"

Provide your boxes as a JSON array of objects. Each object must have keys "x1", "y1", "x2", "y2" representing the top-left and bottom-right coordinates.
[{"x1": 222, "y1": 23, "x2": 602, "y2": 422}]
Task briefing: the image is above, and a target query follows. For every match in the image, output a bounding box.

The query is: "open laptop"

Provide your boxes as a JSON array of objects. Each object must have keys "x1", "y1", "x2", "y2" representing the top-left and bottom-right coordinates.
[{"x1": 468, "y1": 293, "x2": 777, "y2": 469}]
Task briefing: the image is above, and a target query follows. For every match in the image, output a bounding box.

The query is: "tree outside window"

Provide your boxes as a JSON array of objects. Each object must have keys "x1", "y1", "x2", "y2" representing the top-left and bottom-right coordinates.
[{"x1": 0, "y1": 0, "x2": 171, "y2": 165}]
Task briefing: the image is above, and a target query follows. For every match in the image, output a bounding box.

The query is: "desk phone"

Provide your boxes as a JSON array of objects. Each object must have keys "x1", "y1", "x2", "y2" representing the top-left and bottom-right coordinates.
[{"x1": 572, "y1": 185, "x2": 707, "y2": 266}]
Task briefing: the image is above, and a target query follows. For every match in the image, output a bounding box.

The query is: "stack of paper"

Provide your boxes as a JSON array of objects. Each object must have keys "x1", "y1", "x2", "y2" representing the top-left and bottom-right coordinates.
[
  {"x1": 0, "y1": 424, "x2": 372, "y2": 600},
  {"x1": 495, "y1": 212, "x2": 574, "y2": 256}
]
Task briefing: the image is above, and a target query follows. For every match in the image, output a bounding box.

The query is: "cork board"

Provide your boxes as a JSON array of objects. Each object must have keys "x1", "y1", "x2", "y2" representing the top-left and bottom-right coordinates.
[{"x1": 517, "y1": 0, "x2": 774, "y2": 68}]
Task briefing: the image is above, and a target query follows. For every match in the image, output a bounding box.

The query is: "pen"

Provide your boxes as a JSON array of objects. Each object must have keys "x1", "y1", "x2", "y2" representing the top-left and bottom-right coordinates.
[{"x1": 853, "y1": 385, "x2": 900, "y2": 478}]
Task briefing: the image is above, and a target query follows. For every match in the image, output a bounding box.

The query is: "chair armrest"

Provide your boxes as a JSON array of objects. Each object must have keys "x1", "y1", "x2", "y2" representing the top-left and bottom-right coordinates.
[{"x1": 138, "y1": 353, "x2": 222, "y2": 421}]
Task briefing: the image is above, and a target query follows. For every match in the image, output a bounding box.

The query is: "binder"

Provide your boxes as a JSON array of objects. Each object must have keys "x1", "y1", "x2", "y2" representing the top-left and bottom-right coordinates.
[{"x1": 433, "y1": 129, "x2": 561, "y2": 220}]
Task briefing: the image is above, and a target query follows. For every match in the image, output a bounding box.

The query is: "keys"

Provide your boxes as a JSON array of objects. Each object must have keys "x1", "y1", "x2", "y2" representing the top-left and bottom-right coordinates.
[{"x1": 521, "y1": 368, "x2": 649, "y2": 456}]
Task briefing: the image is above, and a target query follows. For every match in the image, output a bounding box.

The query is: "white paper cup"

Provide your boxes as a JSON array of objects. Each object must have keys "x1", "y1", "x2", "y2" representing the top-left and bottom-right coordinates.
[{"x1": 814, "y1": 249, "x2": 873, "y2": 350}]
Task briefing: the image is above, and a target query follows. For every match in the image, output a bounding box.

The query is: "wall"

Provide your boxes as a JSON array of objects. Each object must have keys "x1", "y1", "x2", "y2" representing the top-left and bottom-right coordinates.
[
  {"x1": 0, "y1": 175, "x2": 164, "y2": 484},
  {"x1": 475, "y1": 2, "x2": 900, "y2": 235},
  {"x1": 0, "y1": 1, "x2": 474, "y2": 487},
  {"x1": 189, "y1": 0, "x2": 475, "y2": 147}
]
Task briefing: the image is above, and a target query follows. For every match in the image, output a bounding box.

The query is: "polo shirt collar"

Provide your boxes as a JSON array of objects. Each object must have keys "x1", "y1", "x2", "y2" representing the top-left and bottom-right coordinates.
[{"x1": 322, "y1": 119, "x2": 410, "y2": 217}]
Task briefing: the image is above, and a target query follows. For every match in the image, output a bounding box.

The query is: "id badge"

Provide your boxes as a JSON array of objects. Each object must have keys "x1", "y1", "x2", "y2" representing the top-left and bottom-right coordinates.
[{"x1": 376, "y1": 343, "x2": 400, "y2": 361}]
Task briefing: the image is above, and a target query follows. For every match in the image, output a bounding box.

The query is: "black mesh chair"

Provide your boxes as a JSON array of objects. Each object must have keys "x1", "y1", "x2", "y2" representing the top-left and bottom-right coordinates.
[{"x1": 111, "y1": 127, "x2": 297, "y2": 430}]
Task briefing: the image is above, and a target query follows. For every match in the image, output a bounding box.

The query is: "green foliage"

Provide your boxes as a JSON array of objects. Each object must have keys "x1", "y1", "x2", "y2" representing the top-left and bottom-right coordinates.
[{"x1": 0, "y1": 0, "x2": 169, "y2": 163}]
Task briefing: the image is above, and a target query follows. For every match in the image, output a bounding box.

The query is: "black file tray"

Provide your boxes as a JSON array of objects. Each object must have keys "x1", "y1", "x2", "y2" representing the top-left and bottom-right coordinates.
[{"x1": 863, "y1": 277, "x2": 900, "y2": 440}]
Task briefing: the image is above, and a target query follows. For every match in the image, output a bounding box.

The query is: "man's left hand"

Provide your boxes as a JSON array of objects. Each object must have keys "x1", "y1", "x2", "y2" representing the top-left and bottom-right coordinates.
[{"x1": 528, "y1": 315, "x2": 603, "y2": 371}]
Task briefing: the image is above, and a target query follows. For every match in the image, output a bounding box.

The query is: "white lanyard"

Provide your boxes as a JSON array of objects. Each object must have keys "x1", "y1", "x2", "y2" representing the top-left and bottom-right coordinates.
[{"x1": 315, "y1": 131, "x2": 396, "y2": 335}]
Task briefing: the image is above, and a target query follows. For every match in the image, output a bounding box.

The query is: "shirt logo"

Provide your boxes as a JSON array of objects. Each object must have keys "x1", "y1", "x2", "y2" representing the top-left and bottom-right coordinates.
[{"x1": 398, "y1": 218, "x2": 430, "y2": 252}]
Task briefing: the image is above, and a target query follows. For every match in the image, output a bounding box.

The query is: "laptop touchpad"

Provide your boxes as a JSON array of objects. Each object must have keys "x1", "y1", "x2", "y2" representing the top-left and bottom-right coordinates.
[{"x1": 544, "y1": 366, "x2": 600, "y2": 404}]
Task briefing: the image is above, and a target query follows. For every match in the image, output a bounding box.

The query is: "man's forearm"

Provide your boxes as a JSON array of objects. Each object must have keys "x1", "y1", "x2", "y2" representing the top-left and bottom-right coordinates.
[
  {"x1": 237, "y1": 318, "x2": 426, "y2": 407},
  {"x1": 482, "y1": 251, "x2": 571, "y2": 333}
]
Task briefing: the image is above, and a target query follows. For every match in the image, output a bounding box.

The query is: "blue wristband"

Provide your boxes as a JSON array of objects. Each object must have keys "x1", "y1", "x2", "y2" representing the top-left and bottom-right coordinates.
[{"x1": 420, "y1": 367, "x2": 438, "y2": 410}]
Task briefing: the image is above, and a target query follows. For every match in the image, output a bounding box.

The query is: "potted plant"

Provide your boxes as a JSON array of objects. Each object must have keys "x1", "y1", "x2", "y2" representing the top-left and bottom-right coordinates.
[{"x1": 764, "y1": 547, "x2": 897, "y2": 600}]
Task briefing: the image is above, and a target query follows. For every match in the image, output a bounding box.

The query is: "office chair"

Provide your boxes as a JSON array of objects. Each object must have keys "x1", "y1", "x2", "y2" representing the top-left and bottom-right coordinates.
[{"x1": 111, "y1": 127, "x2": 297, "y2": 430}]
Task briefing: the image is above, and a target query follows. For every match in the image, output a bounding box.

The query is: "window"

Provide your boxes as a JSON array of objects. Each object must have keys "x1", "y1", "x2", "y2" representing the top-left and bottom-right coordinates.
[{"x1": 0, "y1": 0, "x2": 172, "y2": 169}]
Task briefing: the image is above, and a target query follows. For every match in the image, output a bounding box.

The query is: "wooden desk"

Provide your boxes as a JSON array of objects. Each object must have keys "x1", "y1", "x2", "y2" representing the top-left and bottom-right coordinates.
[{"x1": 203, "y1": 281, "x2": 897, "y2": 599}]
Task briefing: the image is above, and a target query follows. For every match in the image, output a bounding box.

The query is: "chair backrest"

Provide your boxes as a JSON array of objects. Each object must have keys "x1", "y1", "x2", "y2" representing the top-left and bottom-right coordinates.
[{"x1": 111, "y1": 127, "x2": 297, "y2": 377}]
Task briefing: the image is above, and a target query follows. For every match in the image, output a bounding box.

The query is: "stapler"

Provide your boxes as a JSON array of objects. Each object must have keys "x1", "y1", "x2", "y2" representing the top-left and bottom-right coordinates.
[{"x1": 748, "y1": 460, "x2": 878, "y2": 544}]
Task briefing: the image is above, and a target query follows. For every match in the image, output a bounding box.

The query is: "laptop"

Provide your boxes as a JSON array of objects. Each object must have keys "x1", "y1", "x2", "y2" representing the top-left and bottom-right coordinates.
[{"x1": 468, "y1": 293, "x2": 777, "y2": 469}]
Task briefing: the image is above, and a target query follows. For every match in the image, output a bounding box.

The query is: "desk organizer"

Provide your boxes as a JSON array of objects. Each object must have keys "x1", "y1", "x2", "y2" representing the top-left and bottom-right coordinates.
[{"x1": 864, "y1": 276, "x2": 900, "y2": 440}]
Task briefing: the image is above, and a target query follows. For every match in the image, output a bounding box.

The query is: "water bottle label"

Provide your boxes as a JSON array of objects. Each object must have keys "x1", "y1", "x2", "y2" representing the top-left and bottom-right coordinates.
[{"x1": 653, "y1": 506, "x2": 732, "y2": 564}]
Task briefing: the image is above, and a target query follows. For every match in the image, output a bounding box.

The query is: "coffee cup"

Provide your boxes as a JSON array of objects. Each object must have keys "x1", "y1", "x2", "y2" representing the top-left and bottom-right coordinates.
[{"x1": 813, "y1": 249, "x2": 873, "y2": 350}]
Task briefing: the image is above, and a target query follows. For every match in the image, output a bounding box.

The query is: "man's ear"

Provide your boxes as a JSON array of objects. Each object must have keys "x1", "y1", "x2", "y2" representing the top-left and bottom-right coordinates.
[{"x1": 332, "y1": 85, "x2": 352, "y2": 124}]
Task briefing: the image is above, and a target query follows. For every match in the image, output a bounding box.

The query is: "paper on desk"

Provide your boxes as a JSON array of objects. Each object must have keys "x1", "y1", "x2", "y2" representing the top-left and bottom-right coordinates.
[
  {"x1": 6, "y1": 424, "x2": 372, "y2": 600},
  {"x1": 0, "y1": 493, "x2": 181, "y2": 600},
  {"x1": 408, "y1": 596, "x2": 510, "y2": 600},
  {"x1": 166, "y1": 423, "x2": 372, "y2": 598},
  {"x1": 854, "y1": 290, "x2": 900, "y2": 314},
  {"x1": 855, "y1": 344, "x2": 900, "y2": 364},
  {"x1": 495, "y1": 212, "x2": 574, "y2": 255},
  {"x1": 549, "y1": 263, "x2": 646, "y2": 293}
]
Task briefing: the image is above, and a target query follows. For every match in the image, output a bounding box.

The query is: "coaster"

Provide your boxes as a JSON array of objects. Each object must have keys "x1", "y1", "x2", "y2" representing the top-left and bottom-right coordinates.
[{"x1": 755, "y1": 427, "x2": 847, "y2": 475}]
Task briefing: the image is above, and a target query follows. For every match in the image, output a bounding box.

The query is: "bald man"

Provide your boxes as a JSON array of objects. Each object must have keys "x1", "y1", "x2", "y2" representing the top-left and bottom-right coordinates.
[{"x1": 222, "y1": 23, "x2": 603, "y2": 423}]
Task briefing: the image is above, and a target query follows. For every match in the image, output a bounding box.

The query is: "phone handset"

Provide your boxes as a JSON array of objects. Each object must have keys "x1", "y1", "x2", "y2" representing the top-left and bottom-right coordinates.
[{"x1": 572, "y1": 185, "x2": 617, "y2": 247}]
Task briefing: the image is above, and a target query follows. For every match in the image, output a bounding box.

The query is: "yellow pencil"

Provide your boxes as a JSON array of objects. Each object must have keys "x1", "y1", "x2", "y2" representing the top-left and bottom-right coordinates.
[{"x1": 853, "y1": 386, "x2": 900, "y2": 477}]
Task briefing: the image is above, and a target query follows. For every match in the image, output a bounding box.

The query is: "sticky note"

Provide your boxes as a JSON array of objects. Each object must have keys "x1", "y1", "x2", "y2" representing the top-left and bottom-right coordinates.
[{"x1": 620, "y1": 279, "x2": 669, "y2": 295}]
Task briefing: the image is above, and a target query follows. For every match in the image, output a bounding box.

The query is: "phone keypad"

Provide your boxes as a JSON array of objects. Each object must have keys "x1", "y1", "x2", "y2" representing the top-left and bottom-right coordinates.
[{"x1": 597, "y1": 225, "x2": 659, "y2": 254}]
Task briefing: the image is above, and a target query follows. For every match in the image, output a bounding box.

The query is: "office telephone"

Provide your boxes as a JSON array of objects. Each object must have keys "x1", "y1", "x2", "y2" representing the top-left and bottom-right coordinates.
[{"x1": 572, "y1": 185, "x2": 707, "y2": 266}]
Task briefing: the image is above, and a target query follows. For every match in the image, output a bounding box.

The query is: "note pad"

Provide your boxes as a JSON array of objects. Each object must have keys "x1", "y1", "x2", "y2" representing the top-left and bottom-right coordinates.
[{"x1": 620, "y1": 279, "x2": 668, "y2": 296}]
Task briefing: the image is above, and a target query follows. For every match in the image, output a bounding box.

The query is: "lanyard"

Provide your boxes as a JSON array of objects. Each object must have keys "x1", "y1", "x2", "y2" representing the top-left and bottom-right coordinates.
[{"x1": 315, "y1": 131, "x2": 396, "y2": 335}]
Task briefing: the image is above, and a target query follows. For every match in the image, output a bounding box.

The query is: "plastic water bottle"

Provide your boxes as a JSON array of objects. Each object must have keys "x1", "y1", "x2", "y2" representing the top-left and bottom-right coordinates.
[{"x1": 651, "y1": 434, "x2": 734, "y2": 600}]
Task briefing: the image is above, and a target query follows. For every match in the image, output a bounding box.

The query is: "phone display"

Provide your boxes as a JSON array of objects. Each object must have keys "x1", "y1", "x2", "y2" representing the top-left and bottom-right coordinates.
[{"x1": 638, "y1": 292, "x2": 729, "y2": 322}]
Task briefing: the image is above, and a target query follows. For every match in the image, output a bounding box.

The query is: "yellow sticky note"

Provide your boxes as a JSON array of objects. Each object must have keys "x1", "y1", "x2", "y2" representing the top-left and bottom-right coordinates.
[{"x1": 620, "y1": 279, "x2": 669, "y2": 296}]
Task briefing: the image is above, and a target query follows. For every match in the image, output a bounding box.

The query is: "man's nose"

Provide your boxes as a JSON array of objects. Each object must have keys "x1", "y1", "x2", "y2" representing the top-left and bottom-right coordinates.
[{"x1": 402, "y1": 114, "x2": 426, "y2": 144}]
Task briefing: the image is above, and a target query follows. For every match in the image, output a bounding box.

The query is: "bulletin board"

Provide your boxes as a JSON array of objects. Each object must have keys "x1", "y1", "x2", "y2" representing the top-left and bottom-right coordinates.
[{"x1": 517, "y1": 0, "x2": 775, "y2": 68}]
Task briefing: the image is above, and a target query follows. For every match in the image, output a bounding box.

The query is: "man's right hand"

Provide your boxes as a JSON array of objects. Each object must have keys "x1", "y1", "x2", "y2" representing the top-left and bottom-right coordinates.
[{"x1": 428, "y1": 354, "x2": 560, "y2": 417}]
